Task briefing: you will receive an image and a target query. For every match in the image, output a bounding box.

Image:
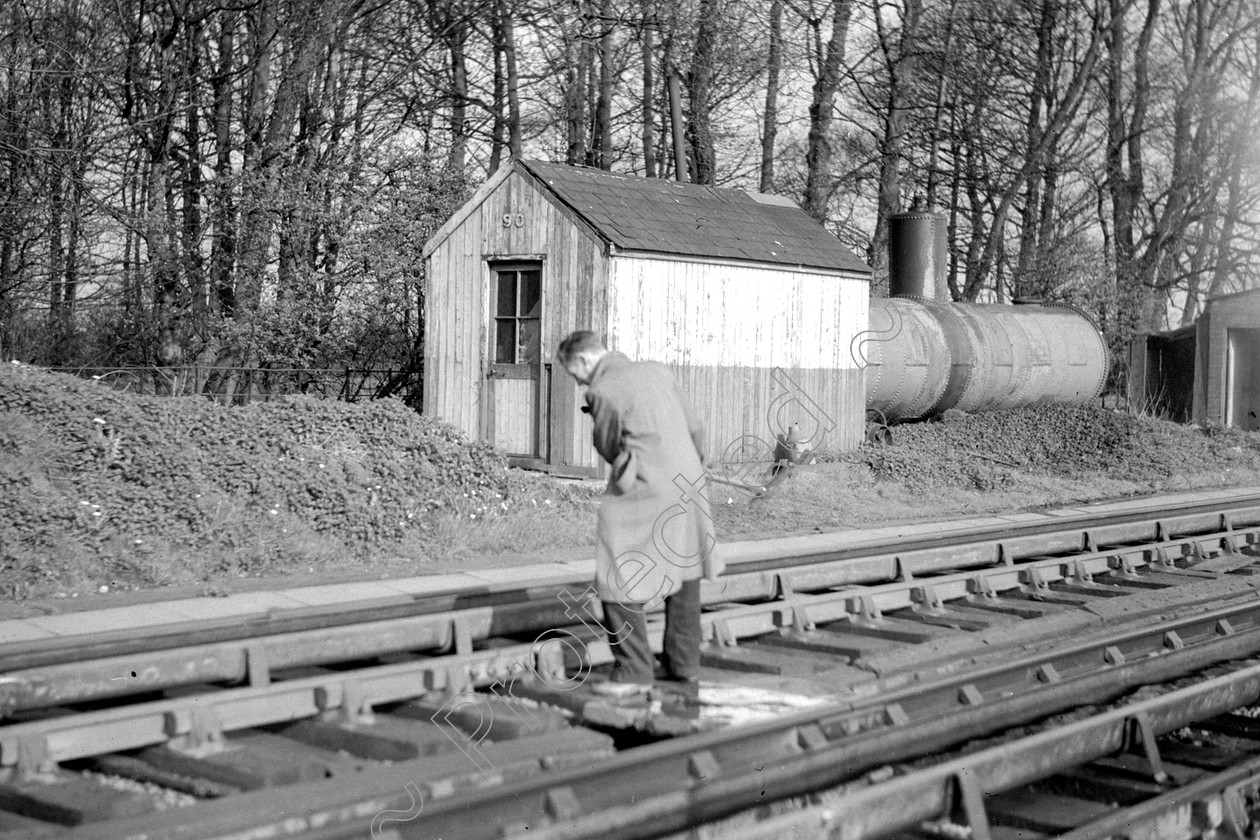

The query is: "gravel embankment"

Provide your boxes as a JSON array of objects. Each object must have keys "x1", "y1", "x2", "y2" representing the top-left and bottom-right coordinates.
[
  {"x1": 0, "y1": 362, "x2": 537, "y2": 593},
  {"x1": 854, "y1": 405, "x2": 1260, "y2": 490}
]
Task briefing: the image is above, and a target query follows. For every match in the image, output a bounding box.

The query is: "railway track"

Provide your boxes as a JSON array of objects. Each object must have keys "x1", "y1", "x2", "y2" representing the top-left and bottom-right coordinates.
[{"x1": 1, "y1": 488, "x2": 1260, "y2": 839}]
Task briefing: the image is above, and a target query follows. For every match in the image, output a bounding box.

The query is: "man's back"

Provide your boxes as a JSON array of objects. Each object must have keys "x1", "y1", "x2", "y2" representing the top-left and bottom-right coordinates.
[{"x1": 586, "y1": 353, "x2": 705, "y2": 487}]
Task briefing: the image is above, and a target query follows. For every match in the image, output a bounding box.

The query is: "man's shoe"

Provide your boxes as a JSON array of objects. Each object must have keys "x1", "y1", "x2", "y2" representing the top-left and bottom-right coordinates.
[
  {"x1": 653, "y1": 678, "x2": 700, "y2": 704},
  {"x1": 655, "y1": 682, "x2": 702, "y2": 720},
  {"x1": 592, "y1": 680, "x2": 652, "y2": 698}
]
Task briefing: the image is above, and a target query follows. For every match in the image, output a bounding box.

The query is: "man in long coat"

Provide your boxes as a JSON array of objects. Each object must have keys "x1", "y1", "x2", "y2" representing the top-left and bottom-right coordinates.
[{"x1": 557, "y1": 331, "x2": 724, "y2": 693}]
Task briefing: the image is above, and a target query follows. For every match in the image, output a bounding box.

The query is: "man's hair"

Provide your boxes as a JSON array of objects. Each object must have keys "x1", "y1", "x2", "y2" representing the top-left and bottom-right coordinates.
[{"x1": 556, "y1": 330, "x2": 605, "y2": 364}]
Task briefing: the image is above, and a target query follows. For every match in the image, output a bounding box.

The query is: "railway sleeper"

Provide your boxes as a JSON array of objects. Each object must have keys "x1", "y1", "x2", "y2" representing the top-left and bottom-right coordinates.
[{"x1": 0, "y1": 767, "x2": 158, "y2": 826}]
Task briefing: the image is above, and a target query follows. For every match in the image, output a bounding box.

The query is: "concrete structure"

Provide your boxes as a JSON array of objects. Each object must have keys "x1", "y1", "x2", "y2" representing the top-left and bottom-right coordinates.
[
  {"x1": 1127, "y1": 288, "x2": 1260, "y2": 429},
  {"x1": 1193, "y1": 288, "x2": 1260, "y2": 430},
  {"x1": 422, "y1": 160, "x2": 871, "y2": 476}
]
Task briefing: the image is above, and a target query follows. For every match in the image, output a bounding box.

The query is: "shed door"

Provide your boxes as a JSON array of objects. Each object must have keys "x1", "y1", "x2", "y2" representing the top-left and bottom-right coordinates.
[
  {"x1": 487, "y1": 263, "x2": 547, "y2": 463},
  {"x1": 1226, "y1": 328, "x2": 1260, "y2": 431}
]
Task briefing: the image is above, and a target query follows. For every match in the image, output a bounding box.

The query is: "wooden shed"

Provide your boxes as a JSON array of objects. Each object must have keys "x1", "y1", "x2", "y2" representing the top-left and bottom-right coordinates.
[
  {"x1": 421, "y1": 160, "x2": 872, "y2": 477},
  {"x1": 1193, "y1": 288, "x2": 1260, "y2": 430}
]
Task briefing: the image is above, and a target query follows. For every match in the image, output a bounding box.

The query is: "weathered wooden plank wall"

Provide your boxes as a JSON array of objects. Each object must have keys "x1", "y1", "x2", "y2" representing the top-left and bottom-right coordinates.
[
  {"x1": 607, "y1": 256, "x2": 869, "y2": 455},
  {"x1": 491, "y1": 379, "x2": 537, "y2": 453},
  {"x1": 424, "y1": 168, "x2": 608, "y2": 472}
]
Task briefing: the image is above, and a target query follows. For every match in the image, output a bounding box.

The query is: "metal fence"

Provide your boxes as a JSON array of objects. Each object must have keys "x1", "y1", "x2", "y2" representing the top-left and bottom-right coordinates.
[{"x1": 46, "y1": 366, "x2": 416, "y2": 405}]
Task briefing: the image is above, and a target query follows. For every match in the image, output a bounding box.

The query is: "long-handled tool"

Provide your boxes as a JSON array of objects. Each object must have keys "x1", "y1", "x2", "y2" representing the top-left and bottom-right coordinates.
[
  {"x1": 707, "y1": 459, "x2": 800, "y2": 499},
  {"x1": 707, "y1": 425, "x2": 816, "y2": 499},
  {"x1": 708, "y1": 472, "x2": 772, "y2": 497}
]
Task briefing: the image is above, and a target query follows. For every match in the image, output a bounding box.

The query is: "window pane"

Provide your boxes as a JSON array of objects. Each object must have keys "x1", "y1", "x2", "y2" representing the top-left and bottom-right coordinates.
[
  {"x1": 495, "y1": 319, "x2": 516, "y2": 363},
  {"x1": 519, "y1": 271, "x2": 541, "y2": 318},
  {"x1": 496, "y1": 272, "x2": 517, "y2": 316},
  {"x1": 518, "y1": 319, "x2": 541, "y2": 364}
]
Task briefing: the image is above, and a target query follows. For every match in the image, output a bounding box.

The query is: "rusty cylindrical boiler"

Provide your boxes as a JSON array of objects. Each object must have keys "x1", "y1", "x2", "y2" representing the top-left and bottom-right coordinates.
[
  {"x1": 864, "y1": 212, "x2": 1109, "y2": 422},
  {"x1": 864, "y1": 298, "x2": 1109, "y2": 422},
  {"x1": 859, "y1": 298, "x2": 951, "y2": 421}
]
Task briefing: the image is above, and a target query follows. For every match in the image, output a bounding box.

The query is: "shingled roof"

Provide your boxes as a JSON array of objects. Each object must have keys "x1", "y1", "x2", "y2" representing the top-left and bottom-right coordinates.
[{"x1": 520, "y1": 160, "x2": 870, "y2": 274}]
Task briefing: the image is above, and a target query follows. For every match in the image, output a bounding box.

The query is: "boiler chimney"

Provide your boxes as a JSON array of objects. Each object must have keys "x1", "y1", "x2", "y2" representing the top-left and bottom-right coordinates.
[{"x1": 888, "y1": 212, "x2": 948, "y2": 301}]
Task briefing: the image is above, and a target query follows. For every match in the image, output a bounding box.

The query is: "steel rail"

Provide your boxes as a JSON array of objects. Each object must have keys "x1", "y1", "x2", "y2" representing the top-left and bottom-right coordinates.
[
  {"x1": 4, "y1": 492, "x2": 1258, "y2": 676},
  {"x1": 0, "y1": 583, "x2": 583, "y2": 672},
  {"x1": 1051, "y1": 754, "x2": 1260, "y2": 840},
  {"x1": 4, "y1": 516, "x2": 1257, "y2": 716},
  {"x1": 5, "y1": 503, "x2": 1257, "y2": 716},
  {"x1": 67, "y1": 594, "x2": 1260, "y2": 840},
  {"x1": 662, "y1": 666, "x2": 1260, "y2": 840},
  {"x1": 483, "y1": 659, "x2": 1260, "y2": 840},
  {"x1": 0, "y1": 643, "x2": 541, "y2": 774},
  {"x1": 701, "y1": 525, "x2": 1260, "y2": 650}
]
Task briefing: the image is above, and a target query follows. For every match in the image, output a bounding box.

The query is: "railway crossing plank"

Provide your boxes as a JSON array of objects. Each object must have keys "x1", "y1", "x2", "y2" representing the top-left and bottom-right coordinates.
[
  {"x1": 395, "y1": 694, "x2": 571, "y2": 741},
  {"x1": 1195, "y1": 711, "x2": 1260, "y2": 740},
  {"x1": 962, "y1": 596, "x2": 1078, "y2": 618},
  {"x1": 700, "y1": 643, "x2": 856, "y2": 676},
  {"x1": 0, "y1": 770, "x2": 157, "y2": 825},
  {"x1": 137, "y1": 731, "x2": 336, "y2": 791},
  {"x1": 985, "y1": 789, "x2": 1119, "y2": 832},
  {"x1": 276, "y1": 714, "x2": 465, "y2": 762},
  {"x1": 1155, "y1": 739, "x2": 1247, "y2": 772},
  {"x1": 63, "y1": 727, "x2": 617, "y2": 840},
  {"x1": 1045, "y1": 765, "x2": 1167, "y2": 805},
  {"x1": 85, "y1": 754, "x2": 239, "y2": 797},
  {"x1": 0, "y1": 808, "x2": 62, "y2": 838},
  {"x1": 893, "y1": 604, "x2": 1017, "y2": 631}
]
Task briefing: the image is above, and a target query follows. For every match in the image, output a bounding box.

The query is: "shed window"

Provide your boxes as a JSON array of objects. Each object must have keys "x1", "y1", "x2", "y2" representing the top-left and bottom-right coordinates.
[{"x1": 493, "y1": 265, "x2": 541, "y2": 364}]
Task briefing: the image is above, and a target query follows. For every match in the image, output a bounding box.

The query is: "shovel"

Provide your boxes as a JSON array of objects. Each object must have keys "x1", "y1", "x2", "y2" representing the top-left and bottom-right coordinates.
[
  {"x1": 706, "y1": 427, "x2": 814, "y2": 499},
  {"x1": 707, "y1": 464, "x2": 796, "y2": 499}
]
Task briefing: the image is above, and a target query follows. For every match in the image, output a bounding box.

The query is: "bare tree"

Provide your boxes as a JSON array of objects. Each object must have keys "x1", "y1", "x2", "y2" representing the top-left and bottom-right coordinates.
[
  {"x1": 799, "y1": 0, "x2": 854, "y2": 221},
  {"x1": 868, "y1": 0, "x2": 923, "y2": 275},
  {"x1": 760, "y1": 0, "x2": 784, "y2": 193},
  {"x1": 686, "y1": 0, "x2": 721, "y2": 184}
]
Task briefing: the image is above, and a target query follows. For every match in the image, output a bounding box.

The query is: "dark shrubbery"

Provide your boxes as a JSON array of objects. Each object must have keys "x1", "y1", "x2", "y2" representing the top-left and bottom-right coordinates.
[
  {"x1": 0, "y1": 362, "x2": 511, "y2": 590},
  {"x1": 857, "y1": 403, "x2": 1260, "y2": 489}
]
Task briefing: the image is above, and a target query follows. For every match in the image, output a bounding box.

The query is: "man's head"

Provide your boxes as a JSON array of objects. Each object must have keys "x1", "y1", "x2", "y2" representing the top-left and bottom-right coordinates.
[{"x1": 556, "y1": 330, "x2": 608, "y2": 385}]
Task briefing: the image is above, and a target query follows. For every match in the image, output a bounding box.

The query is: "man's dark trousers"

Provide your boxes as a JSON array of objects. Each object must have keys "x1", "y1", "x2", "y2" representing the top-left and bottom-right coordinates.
[{"x1": 601, "y1": 580, "x2": 700, "y2": 683}]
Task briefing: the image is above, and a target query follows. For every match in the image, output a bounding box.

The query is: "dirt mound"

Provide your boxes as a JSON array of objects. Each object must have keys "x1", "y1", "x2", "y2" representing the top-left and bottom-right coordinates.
[
  {"x1": 856, "y1": 404, "x2": 1260, "y2": 490},
  {"x1": 0, "y1": 362, "x2": 515, "y2": 592}
]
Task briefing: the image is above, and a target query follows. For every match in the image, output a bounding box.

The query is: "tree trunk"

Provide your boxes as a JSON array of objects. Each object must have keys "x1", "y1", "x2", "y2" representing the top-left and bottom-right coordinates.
[
  {"x1": 1015, "y1": 0, "x2": 1057, "y2": 298},
  {"x1": 1206, "y1": 62, "x2": 1258, "y2": 301},
  {"x1": 236, "y1": 0, "x2": 276, "y2": 313},
  {"x1": 869, "y1": 0, "x2": 922, "y2": 274},
  {"x1": 760, "y1": 0, "x2": 782, "y2": 193},
  {"x1": 641, "y1": 2, "x2": 656, "y2": 177},
  {"x1": 802, "y1": 0, "x2": 853, "y2": 220},
  {"x1": 445, "y1": 12, "x2": 469, "y2": 173},
  {"x1": 592, "y1": 0, "x2": 614, "y2": 169},
  {"x1": 504, "y1": 0, "x2": 521, "y2": 159},
  {"x1": 211, "y1": 9, "x2": 237, "y2": 317},
  {"x1": 1106, "y1": 0, "x2": 1158, "y2": 342},
  {"x1": 925, "y1": 0, "x2": 958, "y2": 207},
  {"x1": 565, "y1": 14, "x2": 591, "y2": 166},
  {"x1": 685, "y1": 0, "x2": 720, "y2": 184},
  {"x1": 668, "y1": 68, "x2": 687, "y2": 181},
  {"x1": 183, "y1": 17, "x2": 205, "y2": 317},
  {"x1": 945, "y1": 132, "x2": 963, "y2": 301},
  {"x1": 489, "y1": 1, "x2": 507, "y2": 172}
]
